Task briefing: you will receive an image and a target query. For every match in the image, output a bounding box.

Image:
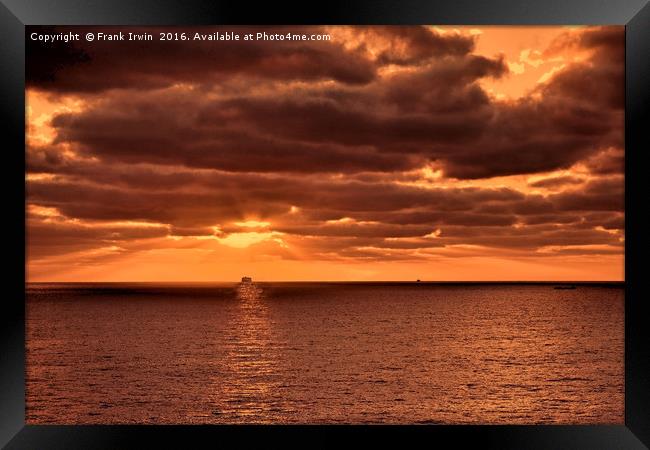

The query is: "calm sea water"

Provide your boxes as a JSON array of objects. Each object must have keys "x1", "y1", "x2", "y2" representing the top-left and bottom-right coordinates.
[{"x1": 26, "y1": 282, "x2": 624, "y2": 424}]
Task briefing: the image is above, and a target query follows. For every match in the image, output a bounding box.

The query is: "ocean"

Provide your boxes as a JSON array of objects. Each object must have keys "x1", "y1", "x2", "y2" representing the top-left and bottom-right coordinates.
[{"x1": 26, "y1": 282, "x2": 624, "y2": 424}]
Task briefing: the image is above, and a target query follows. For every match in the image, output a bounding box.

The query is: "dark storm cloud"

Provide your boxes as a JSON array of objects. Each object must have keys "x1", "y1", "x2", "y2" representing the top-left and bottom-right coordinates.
[
  {"x1": 26, "y1": 25, "x2": 491, "y2": 94},
  {"x1": 26, "y1": 159, "x2": 623, "y2": 258},
  {"x1": 521, "y1": 213, "x2": 582, "y2": 226},
  {"x1": 27, "y1": 26, "x2": 381, "y2": 91},
  {"x1": 440, "y1": 95, "x2": 621, "y2": 179},
  {"x1": 583, "y1": 148, "x2": 624, "y2": 175},
  {"x1": 26, "y1": 26, "x2": 91, "y2": 86},
  {"x1": 26, "y1": 215, "x2": 168, "y2": 259},
  {"x1": 26, "y1": 172, "x2": 522, "y2": 227},
  {"x1": 361, "y1": 26, "x2": 475, "y2": 65},
  {"x1": 551, "y1": 178, "x2": 624, "y2": 212},
  {"x1": 49, "y1": 101, "x2": 419, "y2": 174},
  {"x1": 42, "y1": 28, "x2": 622, "y2": 180},
  {"x1": 26, "y1": 26, "x2": 625, "y2": 262}
]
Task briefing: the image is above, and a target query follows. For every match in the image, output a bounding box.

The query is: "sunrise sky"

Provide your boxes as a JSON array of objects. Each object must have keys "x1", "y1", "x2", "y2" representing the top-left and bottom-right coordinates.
[{"x1": 26, "y1": 26, "x2": 624, "y2": 282}]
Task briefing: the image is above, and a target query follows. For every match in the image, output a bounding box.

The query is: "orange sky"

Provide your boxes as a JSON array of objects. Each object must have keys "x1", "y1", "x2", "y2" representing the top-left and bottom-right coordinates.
[{"x1": 26, "y1": 26, "x2": 624, "y2": 281}]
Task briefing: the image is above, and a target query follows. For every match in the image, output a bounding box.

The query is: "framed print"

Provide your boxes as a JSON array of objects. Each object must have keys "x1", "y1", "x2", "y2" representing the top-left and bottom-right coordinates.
[{"x1": 1, "y1": 0, "x2": 649, "y2": 448}]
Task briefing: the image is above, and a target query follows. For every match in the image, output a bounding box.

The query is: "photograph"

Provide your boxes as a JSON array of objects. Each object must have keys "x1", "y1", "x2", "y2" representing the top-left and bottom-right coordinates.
[{"x1": 24, "y1": 25, "x2": 626, "y2": 425}]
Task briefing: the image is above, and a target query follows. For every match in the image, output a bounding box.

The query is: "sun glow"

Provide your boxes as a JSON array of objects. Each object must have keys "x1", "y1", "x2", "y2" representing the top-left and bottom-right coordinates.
[
  {"x1": 234, "y1": 220, "x2": 271, "y2": 228},
  {"x1": 218, "y1": 231, "x2": 286, "y2": 249}
]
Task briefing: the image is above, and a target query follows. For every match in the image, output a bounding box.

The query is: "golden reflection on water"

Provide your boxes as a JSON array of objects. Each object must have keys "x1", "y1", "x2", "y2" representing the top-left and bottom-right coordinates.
[
  {"x1": 236, "y1": 282, "x2": 265, "y2": 302},
  {"x1": 26, "y1": 284, "x2": 624, "y2": 424},
  {"x1": 216, "y1": 283, "x2": 285, "y2": 422}
]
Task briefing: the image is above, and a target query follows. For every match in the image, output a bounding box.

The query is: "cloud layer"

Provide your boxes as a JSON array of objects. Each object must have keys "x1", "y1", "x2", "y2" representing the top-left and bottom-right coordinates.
[{"x1": 26, "y1": 26, "x2": 624, "y2": 281}]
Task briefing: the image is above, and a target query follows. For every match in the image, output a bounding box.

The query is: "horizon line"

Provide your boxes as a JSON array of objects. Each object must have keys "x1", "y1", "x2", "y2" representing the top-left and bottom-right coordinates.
[{"x1": 26, "y1": 280, "x2": 626, "y2": 284}]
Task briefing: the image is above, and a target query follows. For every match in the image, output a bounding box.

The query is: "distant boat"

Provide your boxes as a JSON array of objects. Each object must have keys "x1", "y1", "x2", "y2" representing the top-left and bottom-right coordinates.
[
  {"x1": 554, "y1": 285, "x2": 576, "y2": 290},
  {"x1": 241, "y1": 276, "x2": 252, "y2": 283}
]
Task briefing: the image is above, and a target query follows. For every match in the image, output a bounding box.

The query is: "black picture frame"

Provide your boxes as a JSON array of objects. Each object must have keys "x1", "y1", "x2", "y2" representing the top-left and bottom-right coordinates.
[{"x1": 1, "y1": 1, "x2": 648, "y2": 448}]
